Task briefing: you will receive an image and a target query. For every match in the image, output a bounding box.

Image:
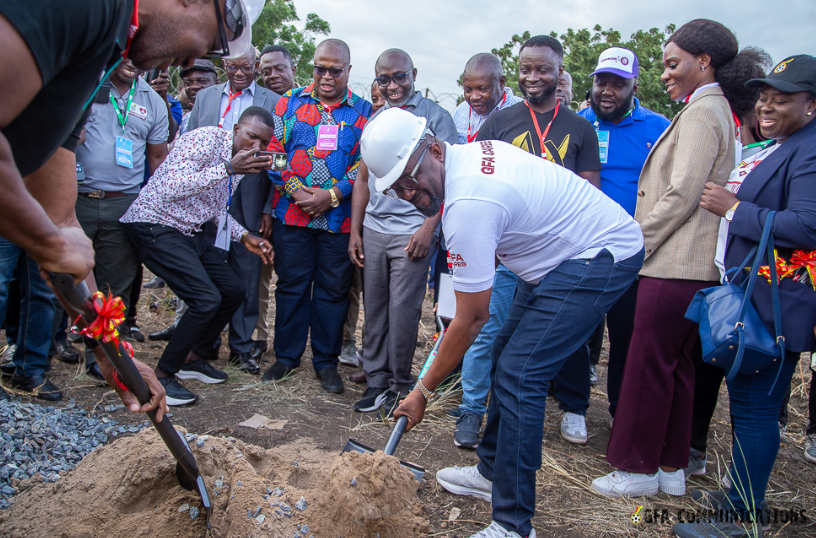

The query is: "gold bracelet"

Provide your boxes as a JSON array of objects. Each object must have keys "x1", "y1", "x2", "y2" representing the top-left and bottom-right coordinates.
[{"x1": 417, "y1": 378, "x2": 436, "y2": 401}]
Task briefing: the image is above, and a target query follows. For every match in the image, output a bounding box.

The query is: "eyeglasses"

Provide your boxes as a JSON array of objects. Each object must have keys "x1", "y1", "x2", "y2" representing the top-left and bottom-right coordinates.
[
  {"x1": 225, "y1": 64, "x2": 255, "y2": 74},
  {"x1": 376, "y1": 73, "x2": 410, "y2": 87},
  {"x1": 206, "y1": 0, "x2": 245, "y2": 58},
  {"x1": 384, "y1": 144, "x2": 429, "y2": 199},
  {"x1": 314, "y1": 65, "x2": 348, "y2": 78}
]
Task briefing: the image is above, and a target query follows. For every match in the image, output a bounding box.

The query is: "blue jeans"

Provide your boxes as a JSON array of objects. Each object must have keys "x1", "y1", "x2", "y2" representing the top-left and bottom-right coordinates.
[
  {"x1": 476, "y1": 249, "x2": 643, "y2": 535},
  {"x1": 726, "y1": 352, "x2": 799, "y2": 513},
  {"x1": 459, "y1": 265, "x2": 519, "y2": 416},
  {"x1": 0, "y1": 236, "x2": 56, "y2": 377}
]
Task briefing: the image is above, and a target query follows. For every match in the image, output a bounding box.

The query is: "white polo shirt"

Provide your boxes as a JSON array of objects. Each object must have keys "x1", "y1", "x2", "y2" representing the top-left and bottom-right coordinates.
[{"x1": 442, "y1": 141, "x2": 644, "y2": 292}]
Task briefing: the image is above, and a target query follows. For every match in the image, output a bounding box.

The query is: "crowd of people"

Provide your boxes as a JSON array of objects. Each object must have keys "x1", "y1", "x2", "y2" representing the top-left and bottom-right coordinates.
[{"x1": 0, "y1": 2, "x2": 814, "y2": 537}]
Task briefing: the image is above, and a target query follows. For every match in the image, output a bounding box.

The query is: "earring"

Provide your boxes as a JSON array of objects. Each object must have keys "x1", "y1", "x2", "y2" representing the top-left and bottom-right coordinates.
[
  {"x1": 809, "y1": 111, "x2": 813, "y2": 116},
  {"x1": 701, "y1": 65, "x2": 705, "y2": 71}
]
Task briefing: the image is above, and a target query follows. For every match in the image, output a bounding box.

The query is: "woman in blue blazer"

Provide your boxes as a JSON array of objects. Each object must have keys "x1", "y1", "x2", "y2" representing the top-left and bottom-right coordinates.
[{"x1": 677, "y1": 55, "x2": 816, "y2": 538}]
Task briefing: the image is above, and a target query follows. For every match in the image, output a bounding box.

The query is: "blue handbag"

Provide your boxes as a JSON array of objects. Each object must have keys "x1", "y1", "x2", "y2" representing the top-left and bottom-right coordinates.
[{"x1": 685, "y1": 211, "x2": 786, "y2": 394}]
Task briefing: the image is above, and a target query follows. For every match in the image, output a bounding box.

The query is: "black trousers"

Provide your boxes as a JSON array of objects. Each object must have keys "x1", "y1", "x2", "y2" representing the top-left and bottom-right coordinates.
[
  {"x1": 124, "y1": 222, "x2": 245, "y2": 375},
  {"x1": 605, "y1": 278, "x2": 640, "y2": 417}
]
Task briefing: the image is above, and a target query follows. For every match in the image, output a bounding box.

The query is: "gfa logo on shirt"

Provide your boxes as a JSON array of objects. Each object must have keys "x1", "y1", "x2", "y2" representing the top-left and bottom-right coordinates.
[{"x1": 448, "y1": 252, "x2": 467, "y2": 268}]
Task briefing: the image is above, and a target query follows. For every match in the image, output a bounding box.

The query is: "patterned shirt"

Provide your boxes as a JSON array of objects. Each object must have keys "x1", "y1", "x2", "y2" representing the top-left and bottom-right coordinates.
[
  {"x1": 268, "y1": 83, "x2": 372, "y2": 233},
  {"x1": 121, "y1": 127, "x2": 247, "y2": 241}
]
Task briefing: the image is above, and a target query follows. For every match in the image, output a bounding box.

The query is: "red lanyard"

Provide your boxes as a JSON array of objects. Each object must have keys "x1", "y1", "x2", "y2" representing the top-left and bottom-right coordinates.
[
  {"x1": 526, "y1": 100, "x2": 559, "y2": 159},
  {"x1": 121, "y1": 0, "x2": 139, "y2": 59},
  {"x1": 218, "y1": 90, "x2": 242, "y2": 128},
  {"x1": 467, "y1": 92, "x2": 508, "y2": 143}
]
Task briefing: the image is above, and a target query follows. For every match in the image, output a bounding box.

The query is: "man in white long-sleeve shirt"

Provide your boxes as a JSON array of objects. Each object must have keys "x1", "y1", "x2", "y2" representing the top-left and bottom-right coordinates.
[{"x1": 121, "y1": 106, "x2": 274, "y2": 406}]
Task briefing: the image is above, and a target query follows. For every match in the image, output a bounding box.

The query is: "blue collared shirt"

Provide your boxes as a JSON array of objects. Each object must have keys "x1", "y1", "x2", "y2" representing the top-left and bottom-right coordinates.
[{"x1": 579, "y1": 97, "x2": 670, "y2": 216}]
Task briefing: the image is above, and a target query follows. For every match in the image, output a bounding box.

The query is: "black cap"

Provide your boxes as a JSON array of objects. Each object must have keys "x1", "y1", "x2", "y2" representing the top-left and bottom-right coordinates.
[
  {"x1": 180, "y1": 59, "x2": 218, "y2": 78},
  {"x1": 746, "y1": 54, "x2": 816, "y2": 94}
]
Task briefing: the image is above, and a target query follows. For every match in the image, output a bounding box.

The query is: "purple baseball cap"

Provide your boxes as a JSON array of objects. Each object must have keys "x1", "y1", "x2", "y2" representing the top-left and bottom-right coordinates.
[{"x1": 591, "y1": 47, "x2": 639, "y2": 79}]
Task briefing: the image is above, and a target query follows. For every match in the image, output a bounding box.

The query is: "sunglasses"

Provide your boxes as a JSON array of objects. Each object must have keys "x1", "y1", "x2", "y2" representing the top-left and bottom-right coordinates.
[
  {"x1": 314, "y1": 65, "x2": 348, "y2": 78},
  {"x1": 376, "y1": 72, "x2": 410, "y2": 87},
  {"x1": 384, "y1": 144, "x2": 429, "y2": 199},
  {"x1": 206, "y1": 0, "x2": 245, "y2": 59}
]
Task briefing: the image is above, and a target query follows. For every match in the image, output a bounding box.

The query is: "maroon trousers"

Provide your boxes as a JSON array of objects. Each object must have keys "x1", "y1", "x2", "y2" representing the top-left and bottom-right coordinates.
[{"x1": 606, "y1": 276, "x2": 717, "y2": 473}]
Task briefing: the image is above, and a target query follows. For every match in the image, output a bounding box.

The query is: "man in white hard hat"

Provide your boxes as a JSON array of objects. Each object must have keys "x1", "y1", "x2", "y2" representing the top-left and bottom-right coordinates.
[
  {"x1": 0, "y1": 0, "x2": 264, "y2": 408},
  {"x1": 364, "y1": 107, "x2": 644, "y2": 538}
]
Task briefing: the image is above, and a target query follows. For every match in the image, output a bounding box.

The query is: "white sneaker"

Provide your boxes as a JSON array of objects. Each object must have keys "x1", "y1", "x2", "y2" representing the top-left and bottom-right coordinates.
[
  {"x1": 591, "y1": 470, "x2": 658, "y2": 497},
  {"x1": 469, "y1": 521, "x2": 536, "y2": 538},
  {"x1": 436, "y1": 464, "x2": 492, "y2": 502},
  {"x1": 658, "y1": 468, "x2": 686, "y2": 495},
  {"x1": 338, "y1": 341, "x2": 360, "y2": 367},
  {"x1": 560, "y1": 412, "x2": 587, "y2": 444}
]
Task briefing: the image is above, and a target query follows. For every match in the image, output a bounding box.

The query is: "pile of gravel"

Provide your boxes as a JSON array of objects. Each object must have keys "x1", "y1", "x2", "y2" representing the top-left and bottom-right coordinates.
[{"x1": 0, "y1": 399, "x2": 149, "y2": 510}]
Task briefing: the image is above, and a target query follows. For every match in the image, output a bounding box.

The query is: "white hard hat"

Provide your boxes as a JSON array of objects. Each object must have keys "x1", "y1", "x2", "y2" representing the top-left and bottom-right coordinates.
[
  {"x1": 361, "y1": 108, "x2": 428, "y2": 192},
  {"x1": 222, "y1": 0, "x2": 265, "y2": 60}
]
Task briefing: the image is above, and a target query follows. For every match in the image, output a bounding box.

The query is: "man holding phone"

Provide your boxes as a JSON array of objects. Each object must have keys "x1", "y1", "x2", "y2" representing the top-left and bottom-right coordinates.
[
  {"x1": 184, "y1": 45, "x2": 280, "y2": 374},
  {"x1": 121, "y1": 106, "x2": 275, "y2": 405}
]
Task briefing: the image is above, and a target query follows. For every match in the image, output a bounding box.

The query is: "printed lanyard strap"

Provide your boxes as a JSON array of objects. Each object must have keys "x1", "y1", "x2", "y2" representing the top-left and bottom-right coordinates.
[
  {"x1": 526, "y1": 100, "x2": 559, "y2": 158},
  {"x1": 219, "y1": 91, "x2": 242, "y2": 128},
  {"x1": 110, "y1": 80, "x2": 136, "y2": 133}
]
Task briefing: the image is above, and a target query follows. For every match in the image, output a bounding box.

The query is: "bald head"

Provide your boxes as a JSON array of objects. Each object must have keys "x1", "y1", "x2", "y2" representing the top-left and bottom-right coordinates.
[
  {"x1": 464, "y1": 53, "x2": 503, "y2": 82},
  {"x1": 315, "y1": 39, "x2": 351, "y2": 64},
  {"x1": 462, "y1": 53, "x2": 507, "y2": 117},
  {"x1": 375, "y1": 49, "x2": 416, "y2": 108}
]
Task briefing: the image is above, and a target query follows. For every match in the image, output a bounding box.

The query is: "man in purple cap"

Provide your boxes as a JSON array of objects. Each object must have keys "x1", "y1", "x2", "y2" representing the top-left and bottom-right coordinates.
[{"x1": 578, "y1": 47, "x2": 670, "y2": 425}]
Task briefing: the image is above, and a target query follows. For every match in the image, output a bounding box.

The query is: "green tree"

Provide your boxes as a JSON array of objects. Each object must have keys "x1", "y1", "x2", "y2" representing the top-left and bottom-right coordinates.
[
  {"x1": 252, "y1": 0, "x2": 330, "y2": 87},
  {"x1": 490, "y1": 25, "x2": 683, "y2": 118}
]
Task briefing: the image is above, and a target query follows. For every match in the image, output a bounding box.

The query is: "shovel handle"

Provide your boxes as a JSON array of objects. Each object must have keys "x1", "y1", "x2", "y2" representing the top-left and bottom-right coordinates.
[
  {"x1": 48, "y1": 273, "x2": 206, "y2": 494},
  {"x1": 384, "y1": 415, "x2": 409, "y2": 456}
]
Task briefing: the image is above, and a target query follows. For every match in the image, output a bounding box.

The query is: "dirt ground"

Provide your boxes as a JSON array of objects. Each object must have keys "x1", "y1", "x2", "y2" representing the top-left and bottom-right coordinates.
[{"x1": 1, "y1": 272, "x2": 814, "y2": 537}]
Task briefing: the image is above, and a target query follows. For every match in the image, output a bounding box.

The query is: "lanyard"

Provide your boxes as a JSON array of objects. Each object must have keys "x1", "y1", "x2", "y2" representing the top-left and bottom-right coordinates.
[
  {"x1": 467, "y1": 92, "x2": 508, "y2": 143},
  {"x1": 219, "y1": 90, "x2": 242, "y2": 128},
  {"x1": 225, "y1": 170, "x2": 234, "y2": 210},
  {"x1": 593, "y1": 107, "x2": 634, "y2": 130},
  {"x1": 526, "y1": 100, "x2": 559, "y2": 159},
  {"x1": 110, "y1": 80, "x2": 136, "y2": 133}
]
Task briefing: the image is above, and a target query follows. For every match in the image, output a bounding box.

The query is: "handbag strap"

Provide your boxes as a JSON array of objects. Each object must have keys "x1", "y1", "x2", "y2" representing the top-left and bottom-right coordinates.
[
  {"x1": 728, "y1": 211, "x2": 777, "y2": 381},
  {"x1": 763, "y1": 213, "x2": 787, "y2": 395}
]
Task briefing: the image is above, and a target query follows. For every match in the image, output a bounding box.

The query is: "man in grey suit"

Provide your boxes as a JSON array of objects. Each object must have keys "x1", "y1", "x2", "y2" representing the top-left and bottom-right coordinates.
[{"x1": 185, "y1": 47, "x2": 280, "y2": 374}]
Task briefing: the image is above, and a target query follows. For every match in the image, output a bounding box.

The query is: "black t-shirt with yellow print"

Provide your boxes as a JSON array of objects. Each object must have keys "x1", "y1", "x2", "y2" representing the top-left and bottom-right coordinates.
[{"x1": 476, "y1": 100, "x2": 601, "y2": 175}]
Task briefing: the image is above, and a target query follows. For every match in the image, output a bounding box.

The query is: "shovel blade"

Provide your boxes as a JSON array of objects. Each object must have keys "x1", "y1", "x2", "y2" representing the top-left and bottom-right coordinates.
[{"x1": 341, "y1": 438, "x2": 425, "y2": 482}]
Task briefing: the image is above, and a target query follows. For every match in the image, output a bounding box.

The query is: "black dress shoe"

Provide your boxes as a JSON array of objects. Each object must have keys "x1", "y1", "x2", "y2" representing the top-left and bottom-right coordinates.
[
  {"x1": 54, "y1": 340, "x2": 80, "y2": 363},
  {"x1": 143, "y1": 276, "x2": 165, "y2": 289},
  {"x1": 10, "y1": 372, "x2": 63, "y2": 401},
  {"x1": 0, "y1": 362, "x2": 15, "y2": 377},
  {"x1": 262, "y1": 361, "x2": 294, "y2": 381},
  {"x1": 229, "y1": 353, "x2": 260, "y2": 375},
  {"x1": 316, "y1": 367, "x2": 344, "y2": 394},
  {"x1": 249, "y1": 340, "x2": 267, "y2": 362},
  {"x1": 86, "y1": 363, "x2": 106, "y2": 381},
  {"x1": 148, "y1": 324, "x2": 175, "y2": 341},
  {"x1": 127, "y1": 323, "x2": 146, "y2": 343}
]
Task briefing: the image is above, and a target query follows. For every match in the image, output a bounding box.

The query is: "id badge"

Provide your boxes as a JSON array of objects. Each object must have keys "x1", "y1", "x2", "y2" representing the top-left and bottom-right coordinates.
[
  {"x1": 115, "y1": 136, "x2": 134, "y2": 168},
  {"x1": 214, "y1": 213, "x2": 232, "y2": 251},
  {"x1": 596, "y1": 130, "x2": 610, "y2": 165},
  {"x1": 317, "y1": 125, "x2": 339, "y2": 151},
  {"x1": 128, "y1": 102, "x2": 148, "y2": 121},
  {"x1": 76, "y1": 162, "x2": 86, "y2": 184}
]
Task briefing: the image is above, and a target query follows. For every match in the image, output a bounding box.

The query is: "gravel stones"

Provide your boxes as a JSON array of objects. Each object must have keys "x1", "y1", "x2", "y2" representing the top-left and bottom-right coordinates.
[
  {"x1": 0, "y1": 399, "x2": 147, "y2": 510},
  {"x1": 295, "y1": 497, "x2": 307, "y2": 511}
]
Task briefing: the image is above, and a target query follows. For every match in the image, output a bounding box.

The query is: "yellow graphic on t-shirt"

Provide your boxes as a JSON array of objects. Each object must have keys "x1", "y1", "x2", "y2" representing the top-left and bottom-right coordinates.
[{"x1": 511, "y1": 131, "x2": 569, "y2": 164}]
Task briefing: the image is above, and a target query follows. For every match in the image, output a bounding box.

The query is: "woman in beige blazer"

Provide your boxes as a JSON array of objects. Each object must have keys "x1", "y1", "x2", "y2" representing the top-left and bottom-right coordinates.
[{"x1": 592, "y1": 19, "x2": 770, "y2": 501}]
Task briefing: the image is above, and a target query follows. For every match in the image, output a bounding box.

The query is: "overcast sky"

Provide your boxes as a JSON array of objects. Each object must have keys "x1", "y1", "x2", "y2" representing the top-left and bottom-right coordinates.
[{"x1": 292, "y1": 0, "x2": 814, "y2": 112}]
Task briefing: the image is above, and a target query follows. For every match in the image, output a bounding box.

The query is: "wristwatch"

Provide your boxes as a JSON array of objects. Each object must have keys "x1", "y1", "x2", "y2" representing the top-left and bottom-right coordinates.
[
  {"x1": 725, "y1": 201, "x2": 740, "y2": 222},
  {"x1": 328, "y1": 188, "x2": 340, "y2": 208}
]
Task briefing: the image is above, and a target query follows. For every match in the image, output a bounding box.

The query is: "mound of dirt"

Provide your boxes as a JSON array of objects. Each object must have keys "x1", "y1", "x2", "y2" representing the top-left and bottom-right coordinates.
[
  {"x1": 311, "y1": 451, "x2": 428, "y2": 538},
  {"x1": 0, "y1": 428, "x2": 428, "y2": 538}
]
